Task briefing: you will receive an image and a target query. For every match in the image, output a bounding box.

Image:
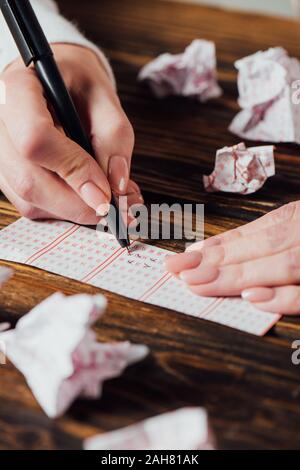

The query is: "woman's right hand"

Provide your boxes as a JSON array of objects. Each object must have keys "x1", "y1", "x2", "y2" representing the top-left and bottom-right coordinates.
[{"x1": 0, "y1": 43, "x2": 143, "y2": 225}]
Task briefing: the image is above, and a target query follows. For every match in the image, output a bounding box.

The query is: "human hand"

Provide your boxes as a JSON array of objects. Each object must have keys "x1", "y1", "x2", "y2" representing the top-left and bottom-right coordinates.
[
  {"x1": 0, "y1": 44, "x2": 143, "y2": 224},
  {"x1": 165, "y1": 202, "x2": 300, "y2": 314}
]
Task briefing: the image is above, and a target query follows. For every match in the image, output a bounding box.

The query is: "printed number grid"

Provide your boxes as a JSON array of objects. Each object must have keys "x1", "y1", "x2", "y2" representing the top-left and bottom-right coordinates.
[{"x1": 0, "y1": 218, "x2": 281, "y2": 336}]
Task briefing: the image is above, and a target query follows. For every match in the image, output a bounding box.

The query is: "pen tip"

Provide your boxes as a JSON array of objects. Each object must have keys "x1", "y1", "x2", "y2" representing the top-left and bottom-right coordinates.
[{"x1": 126, "y1": 246, "x2": 131, "y2": 255}]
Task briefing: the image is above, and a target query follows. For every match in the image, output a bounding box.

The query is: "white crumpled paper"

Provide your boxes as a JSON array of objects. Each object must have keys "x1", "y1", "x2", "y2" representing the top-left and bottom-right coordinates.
[
  {"x1": 0, "y1": 292, "x2": 149, "y2": 418},
  {"x1": 138, "y1": 39, "x2": 222, "y2": 102},
  {"x1": 203, "y1": 142, "x2": 275, "y2": 195},
  {"x1": 229, "y1": 47, "x2": 300, "y2": 143},
  {"x1": 84, "y1": 407, "x2": 215, "y2": 450}
]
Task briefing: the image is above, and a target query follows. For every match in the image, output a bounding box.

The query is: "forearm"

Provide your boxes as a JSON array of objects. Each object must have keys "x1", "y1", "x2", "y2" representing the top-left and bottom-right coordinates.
[{"x1": 0, "y1": 0, "x2": 115, "y2": 86}]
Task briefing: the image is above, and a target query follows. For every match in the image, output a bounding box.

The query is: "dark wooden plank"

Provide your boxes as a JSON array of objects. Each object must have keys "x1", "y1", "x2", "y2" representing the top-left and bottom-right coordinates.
[{"x1": 1, "y1": 0, "x2": 300, "y2": 450}]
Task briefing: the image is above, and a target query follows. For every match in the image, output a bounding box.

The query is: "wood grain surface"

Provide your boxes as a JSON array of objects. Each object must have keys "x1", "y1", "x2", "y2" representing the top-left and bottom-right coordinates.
[{"x1": 1, "y1": 0, "x2": 300, "y2": 450}]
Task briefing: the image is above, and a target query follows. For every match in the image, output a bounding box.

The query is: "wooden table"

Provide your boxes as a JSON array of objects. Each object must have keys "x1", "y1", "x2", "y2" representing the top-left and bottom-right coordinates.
[{"x1": 1, "y1": 0, "x2": 300, "y2": 450}]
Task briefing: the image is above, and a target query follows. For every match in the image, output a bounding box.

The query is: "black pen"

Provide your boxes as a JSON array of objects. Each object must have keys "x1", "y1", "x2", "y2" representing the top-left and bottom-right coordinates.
[{"x1": 0, "y1": 0, "x2": 131, "y2": 252}]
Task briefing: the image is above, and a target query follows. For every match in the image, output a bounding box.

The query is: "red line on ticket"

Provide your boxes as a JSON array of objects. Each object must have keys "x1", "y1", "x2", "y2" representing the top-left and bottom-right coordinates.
[{"x1": 25, "y1": 224, "x2": 77, "y2": 264}]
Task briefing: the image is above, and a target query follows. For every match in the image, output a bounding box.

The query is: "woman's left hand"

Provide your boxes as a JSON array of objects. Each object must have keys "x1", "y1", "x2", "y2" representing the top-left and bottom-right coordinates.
[{"x1": 165, "y1": 201, "x2": 300, "y2": 315}]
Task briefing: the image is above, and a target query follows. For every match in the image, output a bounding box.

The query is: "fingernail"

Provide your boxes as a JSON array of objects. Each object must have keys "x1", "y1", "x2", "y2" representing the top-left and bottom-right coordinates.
[
  {"x1": 128, "y1": 216, "x2": 139, "y2": 229},
  {"x1": 241, "y1": 287, "x2": 275, "y2": 303},
  {"x1": 164, "y1": 251, "x2": 202, "y2": 273},
  {"x1": 128, "y1": 207, "x2": 135, "y2": 219},
  {"x1": 128, "y1": 180, "x2": 141, "y2": 194},
  {"x1": 186, "y1": 237, "x2": 221, "y2": 252},
  {"x1": 180, "y1": 265, "x2": 219, "y2": 285},
  {"x1": 108, "y1": 156, "x2": 129, "y2": 194},
  {"x1": 80, "y1": 182, "x2": 109, "y2": 215}
]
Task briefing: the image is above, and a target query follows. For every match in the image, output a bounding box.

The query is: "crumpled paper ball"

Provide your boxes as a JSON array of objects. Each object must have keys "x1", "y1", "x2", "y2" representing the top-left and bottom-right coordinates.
[
  {"x1": 138, "y1": 39, "x2": 222, "y2": 102},
  {"x1": 0, "y1": 292, "x2": 149, "y2": 418},
  {"x1": 203, "y1": 142, "x2": 275, "y2": 195},
  {"x1": 229, "y1": 47, "x2": 300, "y2": 144},
  {"x1": 84, "y1": 407, "x2": 215, "y2": 450}
]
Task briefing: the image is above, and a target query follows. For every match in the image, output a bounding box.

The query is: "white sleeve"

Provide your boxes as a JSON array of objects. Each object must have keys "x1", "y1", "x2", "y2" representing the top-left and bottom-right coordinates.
[{"x1": 0, "y1": 0, "x2": 115, "y2": 87}]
